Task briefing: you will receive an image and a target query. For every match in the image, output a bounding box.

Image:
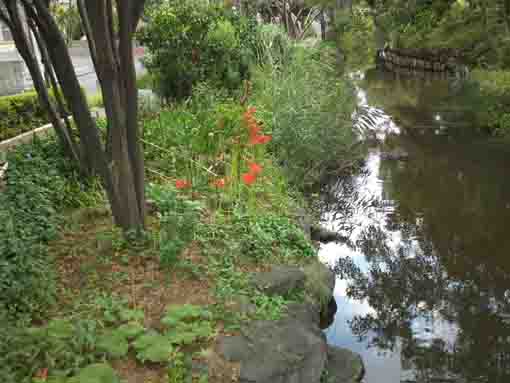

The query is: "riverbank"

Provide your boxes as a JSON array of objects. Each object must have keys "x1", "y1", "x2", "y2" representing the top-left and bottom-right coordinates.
[{"x1": 0, "y1": 39, "x2": 364, "y2": 382}]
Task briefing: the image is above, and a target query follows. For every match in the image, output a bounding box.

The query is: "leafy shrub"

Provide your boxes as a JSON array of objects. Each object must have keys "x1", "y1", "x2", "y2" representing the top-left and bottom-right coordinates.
[
  {"x1": 0, "y1": 88, "x2": 84, "y2": 142},
  {"x1": 0, "y1": 318, "x2": 101, "y2": 382},
  {"x1": 0, "y1": 91, "x2": 49, "y2": 141},
  {"x1": 147, "y1": 184, "x2": 202, "y2": 267},
  {"x1": 198, "y1": 210, "x2": 316, "y2": 263},
  {"x1": 0, "y1": 294, "x2": 144, "y2": 382},
  {"x1": 236, "y1": 213, "x2": 316, "y2": 262},
  {"x1": 470, "y1": 70, "x2": 510, "y2": 136},
  {"x1": 136, "y1": 73, "x2": 154, "y2": 90},
  {"x1": 138, "y1": 0, "x2": 256, "y2": 100},
  {"x1": 252, "y1": 23, "x2": 293, "y2": 69},
  {"x1": 252, "y1": 46, "x2": 360, "y2": 187},
  {"x1": 0, "y1": 139, "x2": 97, "y2": 323}
]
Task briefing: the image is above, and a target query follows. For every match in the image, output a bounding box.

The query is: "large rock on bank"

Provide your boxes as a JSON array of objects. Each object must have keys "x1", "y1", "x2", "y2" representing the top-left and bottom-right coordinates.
[
  {"x1": 215, "y1": 262, "x2": 362, "y2": 383},
  {"x1": 326, "y1": 346, "x2": 365, "y2": 383},
  {"x1": 217, "y1": 303, "x2": 328, "y2": 383},
  {"x1": 250, "y1": 265, "x2": 306, "y2": 296}
]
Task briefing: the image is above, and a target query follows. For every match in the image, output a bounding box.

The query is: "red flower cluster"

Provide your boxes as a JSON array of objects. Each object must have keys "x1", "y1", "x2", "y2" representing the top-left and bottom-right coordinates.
[
  {"x1": 212, "y1": 178, "x2": 227, "y2": 188},
  {"x1": 243, "y1": 107, "x2": 272, "y2": 146},
  {"x1": 175, "y1": 179, "x2": 192, "y2": 189},
  {"x1": 35, "y1": 368, "x2": 48, "y2": 381},
  {"x1": 242, "y1": 172, "x2": 257, "y2": 185},
  {"x1": 242, "y1": 161, "x2": 264, "y2": 186}
]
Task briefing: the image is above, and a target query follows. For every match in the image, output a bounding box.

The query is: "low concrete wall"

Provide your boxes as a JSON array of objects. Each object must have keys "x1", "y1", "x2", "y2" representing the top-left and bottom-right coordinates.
[
  {"x1": 0, "y1": 123, "x2": 53, "y2": 152},
  {"x1": 0, "y1": 106, "x2": 105, "y2": 153},
  {"x1": 376, "y1": 48, "x2": 461, "y2": 74}
]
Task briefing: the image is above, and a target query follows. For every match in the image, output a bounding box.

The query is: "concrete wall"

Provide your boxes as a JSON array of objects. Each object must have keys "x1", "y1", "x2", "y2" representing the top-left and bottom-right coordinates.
[{"x1": 0, "y1": 60, "x2": 25, "y2": 96}]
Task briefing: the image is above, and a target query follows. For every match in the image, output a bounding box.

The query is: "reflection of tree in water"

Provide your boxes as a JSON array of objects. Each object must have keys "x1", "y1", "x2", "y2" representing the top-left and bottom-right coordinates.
[
  {"x1": 332, "y1": 138, "x2": 510, "y2": 382},
  {"x1": 361, "y1": 68, "x2": 483, "y2": 136},
  {"x1": 316, "y1": 166, "x2": 377, "y2": 246}
]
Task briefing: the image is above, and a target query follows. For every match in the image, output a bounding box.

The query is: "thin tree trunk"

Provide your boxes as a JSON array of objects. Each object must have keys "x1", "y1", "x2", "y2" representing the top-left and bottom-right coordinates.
[
  {"x1": 82, "y1": 0, "x2": 144, "y2": 230},
  {"x1": 118, "y1": 0, "x2": 146, "y2": 224},
  {"x1": 27, "y1": 16, "x2": 80, "y2": 165},
  {"x1": 320, "y1": 11, "x2": 326, "y2": 41},
  {"x1": 5, "y1": 1, "x2": 78, "y2": 163},
  {"x1": 27, "y1": 0, "x2": 122, "y2": 219},
  {"x1": 504, "y1": 0, "x2": 510, "y2": 35},
  {"x1": 6, "y1": 0, "x2": 147, "y2": 234}
]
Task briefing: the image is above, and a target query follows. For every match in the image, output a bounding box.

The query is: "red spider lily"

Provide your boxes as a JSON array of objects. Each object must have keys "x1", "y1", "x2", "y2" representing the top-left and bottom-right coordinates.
[
  {"x1": 248, "y1": 162, "x2": 263, "y2": 175},
  {"x1": 256, "y1": 135, "x2": 272, "y2": 144},
  {"x1": 249, "y1": 134, "x2": 272, "y2": 145},
  {"x1": 213, "y1": 178, "x2": 227, "y2": 188},
  {"x1": 35, "y1": 368, "x2": 48, "y2": 381},
  {"x1": 243, "y1": 107, "x2": 257, "y2": 120},
  {"x1": 175, "y1": 179, "x2": 191, "y2": 189},
  {"x1": 248, "y1": 122, "x2": 261, "y2": 138},
  {"x1": 242, "y1": 172, "x2": 257, "y2": 185},
  {"x1": 243, "y1": 108, "x2": 258, "y2": 128}
]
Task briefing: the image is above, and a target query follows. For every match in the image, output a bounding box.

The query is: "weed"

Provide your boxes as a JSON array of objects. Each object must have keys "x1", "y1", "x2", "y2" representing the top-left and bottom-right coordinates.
[{"x1": 148, "y1": 183, "x2": 202, "y2": 268}]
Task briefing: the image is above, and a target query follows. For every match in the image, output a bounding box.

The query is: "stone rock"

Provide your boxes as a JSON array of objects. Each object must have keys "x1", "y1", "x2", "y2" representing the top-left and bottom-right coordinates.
[
  {"x1": 217, "y1": 303, "x2": 328, "y2": 383},
  {"x1": 380, "y1": 148, "x2": 409, "y2": 161},
  {"x1": 311, "y1": 226, "x2": 348, "y2": 244},
  {"x1": 326, "y1": 346, "x2": 364, "y2": 383},
  {"x1": 320, "y1": 297, "x2": 338, "y2": 330},
  {"x1": 296, "y1": 208, "x2": 313, "y2": 241},
  {"x1": 303, "y1": 261, "x2": 336, "y2": 307},
  {"x1": 231, "y1": 295, "x2": 258, "y2": 316},
  {"x1": 251, "y1": 266, "x2": 306, "y2": 296}
]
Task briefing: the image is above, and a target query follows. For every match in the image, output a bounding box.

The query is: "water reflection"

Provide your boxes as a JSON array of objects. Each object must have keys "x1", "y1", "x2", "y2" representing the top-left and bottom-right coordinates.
[{"x1": 321, "y1": 69, "x2": 510, "y2": 383}]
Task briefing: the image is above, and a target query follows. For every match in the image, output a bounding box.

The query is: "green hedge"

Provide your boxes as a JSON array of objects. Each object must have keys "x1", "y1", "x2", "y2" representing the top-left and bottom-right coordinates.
[
  {"x1": 0, "y1": 87, "x2": 84, "y2": 142},
  {"x1": 0, "y1": 91, "x2": 50, "y2": 142}
]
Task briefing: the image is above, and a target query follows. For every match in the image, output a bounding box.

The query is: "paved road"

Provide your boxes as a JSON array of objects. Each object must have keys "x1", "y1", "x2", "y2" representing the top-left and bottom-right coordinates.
[
  {"x1": 1, "y1": 43, "x2": 146, "y2": 95},
  {"x1": 72, "y1": 54, "x2": 147, "y2": 95}
]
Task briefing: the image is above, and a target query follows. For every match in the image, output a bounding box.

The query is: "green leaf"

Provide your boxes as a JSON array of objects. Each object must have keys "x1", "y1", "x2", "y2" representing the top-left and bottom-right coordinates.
[
  {"x1": 46, "y1": 319, "x2": 75, "y2": 340},
  {"x1": 162, "y1": 304, "x2": 210, "y2": 327},
  {"x1": 133, "y1": 332, "x2": 174, "y2": 363},
  {"x1": 97, "y1": 330, "x2": 129, "y2": 359},
  {"x1": 68, "y1": 363, "x2": 120, "y2": 383},
  {"x1": 119, "y1": 308, "x2": 145, "y2": 322},
  {"x1": 116, "y1": 322, "x2": 145, "y2": 340}
]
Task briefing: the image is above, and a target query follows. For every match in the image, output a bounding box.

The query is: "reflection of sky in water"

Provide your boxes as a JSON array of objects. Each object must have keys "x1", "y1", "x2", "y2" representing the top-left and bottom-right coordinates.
[
  {"x1": 355, "y1": 87, "x2": 401, "y2": 141},
  {"x1": 320, "y1": 151, "x2": 459, "y2": 383}
]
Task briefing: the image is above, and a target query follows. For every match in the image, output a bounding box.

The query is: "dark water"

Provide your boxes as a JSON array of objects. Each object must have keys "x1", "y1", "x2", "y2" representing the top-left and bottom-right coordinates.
[{"x1": 321, "y1": 69, "x2": 510, "y2": 383}]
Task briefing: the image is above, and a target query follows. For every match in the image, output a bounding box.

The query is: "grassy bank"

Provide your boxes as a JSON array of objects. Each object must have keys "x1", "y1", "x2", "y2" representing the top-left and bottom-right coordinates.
[{"x1": 0, "y1": 36, "x2": 360, "y2": 382}]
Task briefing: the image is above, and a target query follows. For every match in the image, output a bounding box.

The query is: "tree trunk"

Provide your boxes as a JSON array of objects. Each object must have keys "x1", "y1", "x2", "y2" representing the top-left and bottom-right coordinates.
[
  {"x1": 504, "y1": 0, "x2": 510, "y2": 35},
  {"x1": 4, "y1": 1, "x2": 78, "y2": 163},
  {"x1": 81, "y1": 0, "x2": 145, "y2": 231},
  {"x1": 27, "y1": 17, "x2": 81, "y2": 165},
  {"x1": 5, "y1": 0, "x2": 148, "y2": 234},
  {"x1": 320, "y1": 11, "x2": 326, "y2": 41}
]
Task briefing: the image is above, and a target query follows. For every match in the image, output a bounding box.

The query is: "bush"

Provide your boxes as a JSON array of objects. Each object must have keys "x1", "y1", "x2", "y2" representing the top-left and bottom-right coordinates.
[
  {"x1": 136, "y1": 73, "x2": 154, "y2": 90},
  {"x1": 0, "y1": 139, "x2": 96, "y2": 324},
  {"x1": 147, "y1": 184, "x2": 202, "y2": 267},
  {"x1": 0, "y1": 91, "x2": 49, "y2": 141},
  {"x1": 138, "y1": 0, "x2": 256, "y2": 100},
  {"x1": 251, "y1": 46, "x2": 360, "y2": 187},
  {"x1": 0, "y1": 88, "x2": 84, "y2": 142},
  {"x1": 470, "y1": 70, "x2": 510, "y2": 136},
  {"x1": 252, "y1": 24, "x2": 293, "y2": 69}
]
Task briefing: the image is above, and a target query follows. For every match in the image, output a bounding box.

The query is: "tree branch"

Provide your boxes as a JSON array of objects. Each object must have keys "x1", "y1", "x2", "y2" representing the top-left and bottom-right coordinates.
[
  {"x1": 76, "y1": 0, "x2": 99, "y2": 72},
  {"x1": 130, "y1": 0, "x2": 146, "y2": 32},
  {"x1": 0, "y1": 3, "x2": 12, "y2": 28}
]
